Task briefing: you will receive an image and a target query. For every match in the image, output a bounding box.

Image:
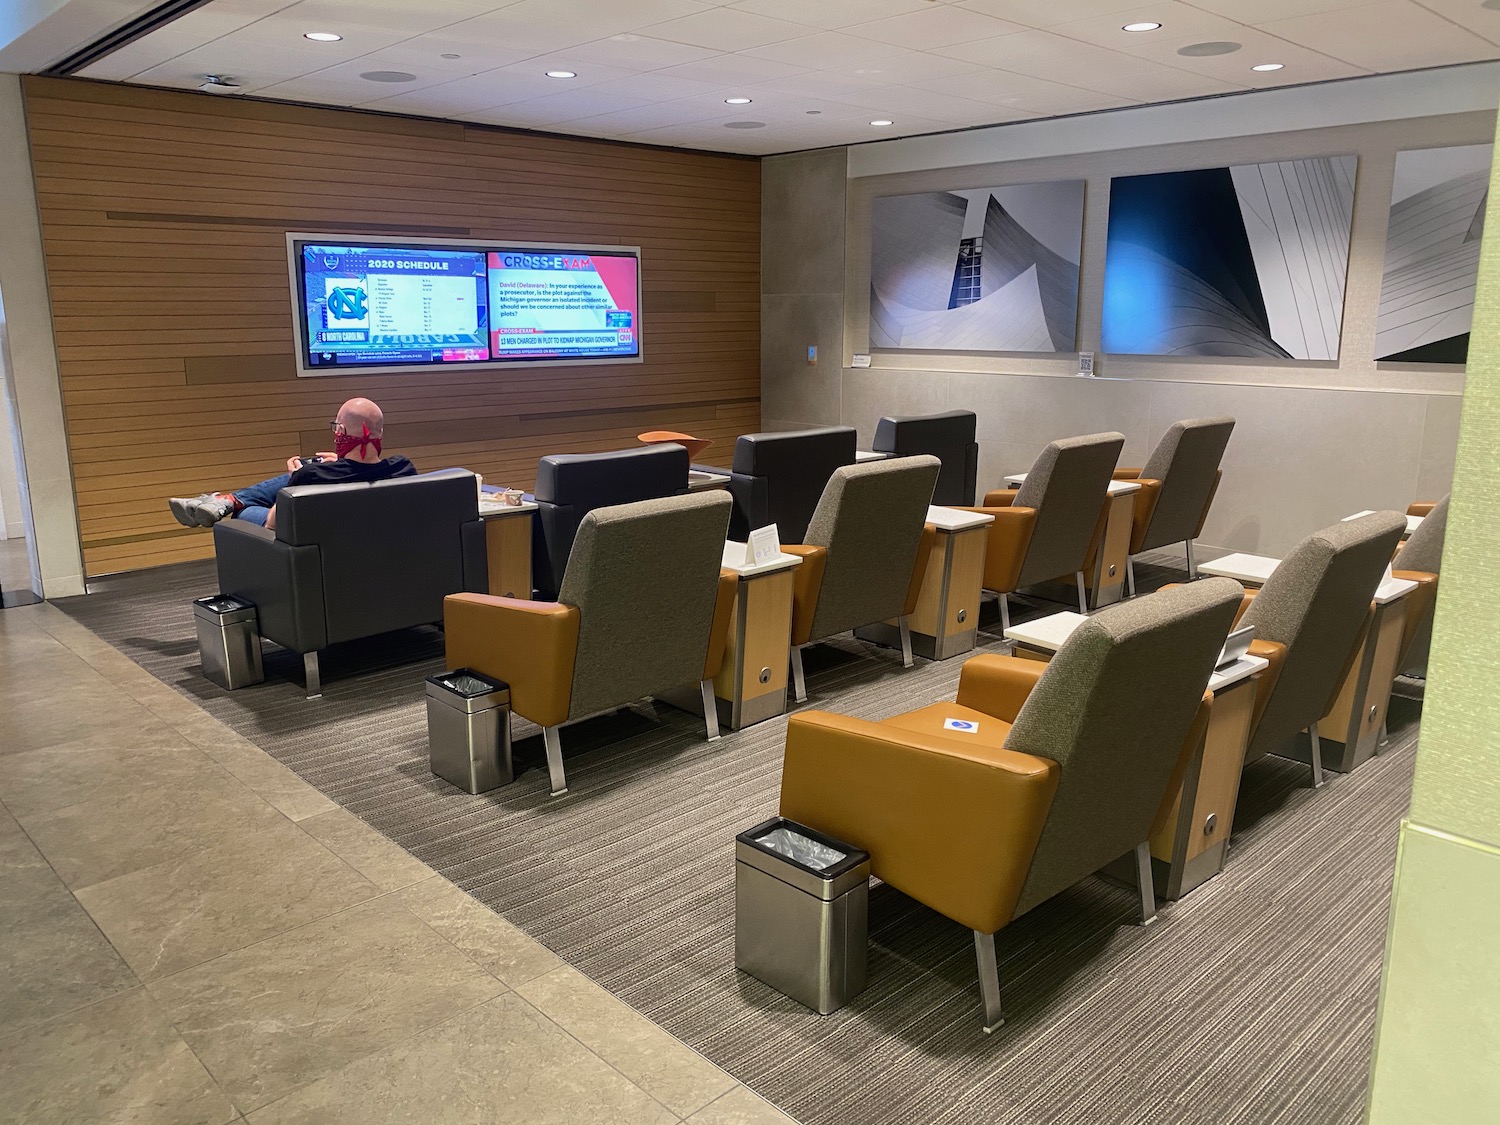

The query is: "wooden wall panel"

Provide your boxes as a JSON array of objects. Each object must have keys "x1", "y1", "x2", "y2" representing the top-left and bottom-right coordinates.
[{"x1": 22, "y1": 77, "x2": 761, "y2": 576}]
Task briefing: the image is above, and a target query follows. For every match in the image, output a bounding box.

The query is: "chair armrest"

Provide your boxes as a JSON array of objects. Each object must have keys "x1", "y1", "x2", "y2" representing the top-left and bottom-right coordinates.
[
  {"x1": 1407, "y1": 501, "x2": 1436, "y2": 518},
  {"x1": 782, "y1": 544, "x2": 828, "y2": 646},
  {"x1": 1113, "y1": 467, "x2": 1143, "y2": 480},
  {"x1": 703, "y1": 569, "x2": 739, "y2": 680},
  {"x1": 443, "y1": 593, "x2": 581, "y2": 729},
  {"x1": 955, "y1": 654, "x2": 1049, "y2": 723},
  {"x1": 213, "y1": 519, "x2": 326, "y2": 653},
  {"x1": 981, "y1": 488, "x2": 1019, "y2": 507},
  {"x1": 1128, "y1": 478, "x2": 1163, "y2": 555},
  {"x1": 1246, "y1": 637, "x2": 1287, "y2": 740},
  {"x1": 951, "y1": 506, "x2": 1038, "y2": 594},
  {"x1": 779, "y1": 710, "x2": 1058, "y2": 935},
  {"x1": 902, "y1": 524, "x2": 940, "y2": 618}
]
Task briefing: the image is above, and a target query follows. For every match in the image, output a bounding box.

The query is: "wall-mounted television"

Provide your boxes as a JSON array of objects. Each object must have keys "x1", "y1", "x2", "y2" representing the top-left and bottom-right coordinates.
[{"x1": 286, "y1": 233, "x2": 642, "y2": 376}]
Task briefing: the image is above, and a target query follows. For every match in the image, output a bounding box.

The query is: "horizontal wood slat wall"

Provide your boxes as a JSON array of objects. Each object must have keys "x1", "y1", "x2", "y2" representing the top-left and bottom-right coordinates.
[{"x1": 22, "y1": 77, "x2": 761, "y2": 576}]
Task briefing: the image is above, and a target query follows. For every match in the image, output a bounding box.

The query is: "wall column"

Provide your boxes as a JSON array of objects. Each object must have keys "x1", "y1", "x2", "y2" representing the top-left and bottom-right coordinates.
[
  {"x1": 1365, "y1": 111, "x2": 1500, "y2": 1122},
  {"x1": 760, "y1": 149, "x2": 847, "y2": 432},
  {"x1": 0, "y1": 72, "x2": 82, "y2": 597}
]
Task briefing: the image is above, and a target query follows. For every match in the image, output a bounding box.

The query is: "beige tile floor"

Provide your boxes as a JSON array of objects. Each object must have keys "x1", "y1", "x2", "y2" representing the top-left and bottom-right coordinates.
[{"x1": 0, "y1": 600, "x2": 798, "y2": 1125}]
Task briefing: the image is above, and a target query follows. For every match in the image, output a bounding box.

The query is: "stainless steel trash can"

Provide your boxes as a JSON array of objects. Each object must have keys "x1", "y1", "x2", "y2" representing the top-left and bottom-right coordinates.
[
  {"x1": 426, "y1": 670, "x2": 512, "y2": 794},
  {"x1": 192, "y1": 595, "x2": 264, "y2": 689},
  {"x1": 734, "y1": 817, "x2": 870, "y2": 1014}
]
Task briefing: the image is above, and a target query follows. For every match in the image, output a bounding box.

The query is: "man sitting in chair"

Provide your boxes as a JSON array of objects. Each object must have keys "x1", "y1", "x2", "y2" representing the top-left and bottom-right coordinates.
[{"x1": 167, "y1": 397, "x2": 416, "y2": 531}]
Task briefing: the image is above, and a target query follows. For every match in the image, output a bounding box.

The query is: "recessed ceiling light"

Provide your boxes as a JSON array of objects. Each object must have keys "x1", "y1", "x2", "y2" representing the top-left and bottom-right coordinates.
[
  {"x1": 440, "y1": 53, "x2": 461, "y2": 60},
  {"x1": 870, "y1": 119, "x2": 893, "y2": 127},
  {"x1": 806, "y1": 110, "x2": 821, "y2": 115},
  {"x1": 198, "y1": 74, "x2": 241, "y2": 92},
  {"x1": 545, "y1": 70, "x2": 577, "y2": 79},
  {"x1": 359, "y1": 70, "x2": 417, "y2": 82},
  {"x1": 1122, "y1": 21, "x2": 1162, "y2": 32},
  {"x1": 725, "y1": 97, "x2": 752, "y2": 105},
  {"x1": 723, "y1": 120, "x2": 766, "y2": 129},
  {"x1": 304, "y1": 31, "x2": 342, "y2": 42},
  {"x1": 1252, "y1": 62, "x2": 1285, "y2": 71}
]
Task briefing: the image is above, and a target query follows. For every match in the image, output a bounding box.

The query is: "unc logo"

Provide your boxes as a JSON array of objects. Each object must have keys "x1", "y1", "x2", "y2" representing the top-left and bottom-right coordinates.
[{"x1": 327, "y1": 287, "x2": 368, "y2": 321}]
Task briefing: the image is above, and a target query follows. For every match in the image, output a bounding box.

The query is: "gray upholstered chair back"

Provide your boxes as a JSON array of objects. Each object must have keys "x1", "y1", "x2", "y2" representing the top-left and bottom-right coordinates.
[
  {"x1": 802, "y1": 455, "x2": 941, "y2": 644},
  {"x1": 1399, "y1": 495, "x2": 1448, "y2": 575},
  {"x1": 1137, "y1": 416, "x2": 1235, "y2": 552},
  {"x1": 1013, "y1": 432, "x2": 1124, "y2": 585},
  {"x1": 1004, "y1": 577, "x2": 1243, "y2": 917},
  {"x1": 558, "y1": 490, "x2": 732, "y2": 720},
  {"x1": 1240, "y1": 511, "x2": 1407, "y2": 760}
]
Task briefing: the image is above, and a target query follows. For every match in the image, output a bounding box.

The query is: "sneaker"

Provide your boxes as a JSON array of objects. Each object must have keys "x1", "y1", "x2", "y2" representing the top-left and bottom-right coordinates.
[{"x1": 168, "y1": 493, "x2": 236, "y2": 528}]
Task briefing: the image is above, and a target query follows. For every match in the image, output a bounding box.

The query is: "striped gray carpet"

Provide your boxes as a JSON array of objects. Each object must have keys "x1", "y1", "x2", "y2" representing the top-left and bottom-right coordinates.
[{"x1": 55, "y1": 558, "x2": 1417, "y2": 1125}]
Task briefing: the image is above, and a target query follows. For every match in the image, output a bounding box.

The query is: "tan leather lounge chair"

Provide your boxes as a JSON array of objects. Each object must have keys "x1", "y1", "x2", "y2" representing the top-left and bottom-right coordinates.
[
  {"x1": 963, "y1": 432, "x2": 1124, "y2": 631},
  {"x1": 783, "y1": 455, "x2": 941, "y2": 703},
  {"x1": 779, "y1": 578, "x2": 1242, "y2": 1031},
  {"x1": 1390, "y1": 496, "x2": 1448, "y2": 677},
  {"x1": 1230, "y1": 511, "x2": 1408, "y2": 788},
  {"x1": 1112, "y1": 416, "x2": 1235, "y2": 594},
  {"x1": 443, "y1": 491, "x2": 737, "y2": 797}
]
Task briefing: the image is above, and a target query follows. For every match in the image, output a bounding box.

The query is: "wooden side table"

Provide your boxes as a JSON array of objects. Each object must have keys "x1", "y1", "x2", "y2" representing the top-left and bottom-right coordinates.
[
  {"x1": 665, "y1": 545, "x2": 801, "y2": 732},
  {"x1": 477, "y1": 499, "x2": 537, "y2": 599},
  {"x1": 856, "y1": 506, "x2": 992, "y2": 661}
]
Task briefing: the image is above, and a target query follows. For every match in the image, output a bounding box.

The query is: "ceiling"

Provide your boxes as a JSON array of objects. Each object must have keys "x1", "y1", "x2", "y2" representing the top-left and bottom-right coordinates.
[{"x1": 68, "y1": 0, "x2": 1500, "y2": 155}]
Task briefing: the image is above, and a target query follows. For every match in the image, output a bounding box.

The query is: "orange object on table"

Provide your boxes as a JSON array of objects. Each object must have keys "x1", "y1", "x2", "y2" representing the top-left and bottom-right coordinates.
[{"x1": 638, "y1": 430, "x2": 713, "y2": 460}]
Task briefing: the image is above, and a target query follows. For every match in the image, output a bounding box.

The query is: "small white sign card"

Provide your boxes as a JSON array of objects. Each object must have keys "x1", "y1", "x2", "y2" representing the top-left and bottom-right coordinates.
[
  {"x1": 748, "y1": 523, "x2": 781, "y2": 566},
  {"x1": 851, "y1": 353, "x2": 872, "y2": 368},
  {"x1": 943, "y1": 717, "x2": 980, "y2": 734}
]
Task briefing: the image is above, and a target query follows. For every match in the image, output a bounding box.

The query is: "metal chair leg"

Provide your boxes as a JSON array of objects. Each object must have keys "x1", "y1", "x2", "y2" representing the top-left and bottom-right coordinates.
[
  {"x1": 303, "y1": 651, "x2": 322, "y2": 699},
  {"x1": 999, "y1": 592, "x2": 1011, "y2": 635},
  {"x1": 898, "y1": 616, "x2": 913, "y2": 668},
  {"x1": 1185, "y1": 539, "x2": 1198, "y2": 579},
  {"x1": 973, "y1": 930, "x2": 1004, "y2": 1033},
  {"x1": 1126, "y1": 557, "x2": 1137, "y2": 598},
  {"x1": 1135, "y1": 841, "x2": 1157, "y2": 925},
  {"x1": 1075, "y1": 571, "x2": 1088, "y2": 614},
  {"x1": 1376, "y1": 717, "x2": 1389, "y2": 753},
  {"x1": 1309, "y1": 721, "x2": 1326, "y2": 789},
  {"x1": 543, "y1": 725, "x2": 568, "y2": 796},
  {"x1": 700, "y1": 679, "x2": 720, "y2": 741},
  {"x1": 790, "y1": 645, "x2": 807, "y2": 704}
]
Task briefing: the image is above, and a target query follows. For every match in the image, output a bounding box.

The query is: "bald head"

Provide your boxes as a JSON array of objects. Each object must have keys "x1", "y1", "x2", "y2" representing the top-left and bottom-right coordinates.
[
  {"x1": 334, "y1": 398, "x2": 386, "y2": 463},
  {"x1": 337, "y1": 397, "x2": 383, "y2": 436}
]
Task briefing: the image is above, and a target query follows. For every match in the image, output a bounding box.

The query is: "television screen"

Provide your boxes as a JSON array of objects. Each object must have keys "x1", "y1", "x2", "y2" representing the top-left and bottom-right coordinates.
[
  {"x1": 291, "y1": 236, "x2": 643, "y2": 375},
  {"x1": 297, "y1": 243, "x2": 490, "y2": 371},
  {"x1": 488, "y1": 249, "x2": 640, "y2": 360}
]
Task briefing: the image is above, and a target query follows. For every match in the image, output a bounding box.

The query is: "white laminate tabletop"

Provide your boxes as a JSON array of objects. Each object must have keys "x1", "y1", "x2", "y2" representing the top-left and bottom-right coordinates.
[
  {"x1": 927, "y1": 505, "x2": 994, "y2": 531},
  {"x1": 1004, "y1": 611, "x2": 1087, "y2": 652},
  {"x1": 855, "y1": 449, "x2": 888, "y2": 462},
  {"x1": 1374, "y1": 576, "x2": 1419, "y2": 604},
  {"x1": 1004, "y1": 473, "x2": 1141, "y2": 496},
  {"x1": 1198, "y1": 552, "x2": 1279, "y2": 585},
  {"x1": 721, "y1": 542, "x2": 803, "y2": 577},
  {"x1": 1210, "y1": 654, "x2": 1269, "y2": 691},
  {"x1": 1343, "y1": 509, "x2": 1422, "y2": 536},
  {"x1": 478, "y1": 499, "x2": 539, "y2": 517}
]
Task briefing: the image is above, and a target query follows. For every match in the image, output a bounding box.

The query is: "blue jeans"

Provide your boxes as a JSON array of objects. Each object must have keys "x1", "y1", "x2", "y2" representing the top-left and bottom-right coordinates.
[{"x1": 232, "y1": 473, "x2": 292, "y2": 527}]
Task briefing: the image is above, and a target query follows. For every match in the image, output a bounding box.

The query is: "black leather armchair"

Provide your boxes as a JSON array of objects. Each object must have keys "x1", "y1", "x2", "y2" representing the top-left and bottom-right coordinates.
[
  {"x1": 872, "y1": 410, "x2": 978, "y2": 506},
  {"x1": 531, "y1": 444, "x2": 689, "y2": 600},
  {"x1": 213, "y1": 468, "x2": 487, "y2": 696},
  {"x1": 725, "y1": 426, "x2": 857, "y2": 543}
]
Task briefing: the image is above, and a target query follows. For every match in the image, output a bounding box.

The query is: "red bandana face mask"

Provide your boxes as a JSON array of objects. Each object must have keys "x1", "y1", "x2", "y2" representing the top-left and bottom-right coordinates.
[{"x1": 334, "y1": 423, "x2": 381, "y2": 460}]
